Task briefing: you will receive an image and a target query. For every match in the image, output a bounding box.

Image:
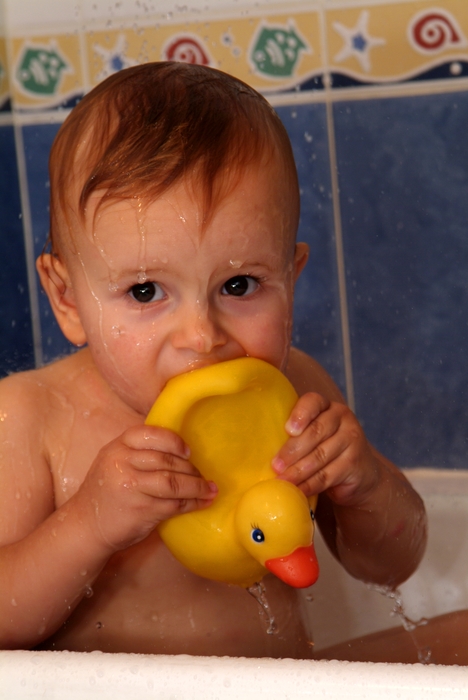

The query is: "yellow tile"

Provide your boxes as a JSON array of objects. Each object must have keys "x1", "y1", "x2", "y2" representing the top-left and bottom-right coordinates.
[
  {"x1": 326, "y1": 1, "x2": 468, "y2": 82},
  {"x1": 11, "y1": 34, "x2": 84, "y2": 109},
  {"x1": 87, "y1": 11, "x2": 324, "y2": 92}
]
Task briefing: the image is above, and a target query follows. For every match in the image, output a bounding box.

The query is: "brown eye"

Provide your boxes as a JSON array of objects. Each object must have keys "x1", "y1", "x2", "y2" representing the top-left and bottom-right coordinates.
[
  {"x1": 222, "y1": 276, "x2": 258, "y2": 297},
  {"x1": 129, "y1": 282, "x2": 163, "y2": 303}
]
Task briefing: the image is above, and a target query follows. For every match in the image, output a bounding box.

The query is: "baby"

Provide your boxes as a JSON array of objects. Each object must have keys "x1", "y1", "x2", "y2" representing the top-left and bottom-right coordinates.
[{"x1": 0, "y1": 62, "x2": 426, "y2": 658}]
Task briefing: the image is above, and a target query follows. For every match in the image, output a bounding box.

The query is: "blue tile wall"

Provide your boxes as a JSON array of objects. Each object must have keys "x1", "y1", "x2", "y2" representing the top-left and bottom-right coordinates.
[
  {"x1": 278, "y1": 103, "x2": 345, "y2": 394},
  {"x1": 335, "y1": 91, "x2": 468, "y2": 468},
  {"x1": 3, "y1": 84, "x2": 468, "y2": 468},
  {"x1": 0, "y1": 124, "x2": 34, "y2": 376}
]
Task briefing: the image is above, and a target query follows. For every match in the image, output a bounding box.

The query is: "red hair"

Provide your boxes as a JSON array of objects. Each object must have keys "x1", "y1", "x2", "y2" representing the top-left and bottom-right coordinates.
[{"x1": 49, "y1": 61, "x2": 299, "y2": 252}]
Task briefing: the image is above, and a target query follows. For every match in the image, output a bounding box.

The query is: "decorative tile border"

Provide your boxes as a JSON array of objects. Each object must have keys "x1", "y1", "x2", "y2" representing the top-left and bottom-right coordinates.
[
  {"x1": 326, "y1": 1, "x2": 468, "y2": 86},
  {"x1": 11, "y1": 34, "x2": 83, "y2": 110},
  {"x1": 3, "y1": 1, "x2": 468, "y2": 111},
  {"x1": 86, "y1": 11, "x2": 323, "y2": 93}
]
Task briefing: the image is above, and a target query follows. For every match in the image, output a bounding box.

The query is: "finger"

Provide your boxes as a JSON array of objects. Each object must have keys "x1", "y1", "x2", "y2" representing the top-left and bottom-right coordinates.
[
  {"x1": 294, "y1": 449, "x2": 365, "y2": 502},
  {"x1": 276, "y1": 430, "x2": 350, "y2": 489},
  {"x1": 272, "y1": 405, "x2": 342, "y2": 474},
  {"x1": 125, "y1": 449, "x2": 202, "y2": 476},
  {"x1": 121, "y1": 425, "x2": 190, "y2": 459},
  {"x1": 137, "y1": 470, "x2": 218, "y2": 502},
  {"x1": 285, "y1": 393, "x2": 330, "y2": 437},
  {"x1": 147, "y1": 493, "x2": 219, "y2": 521}
]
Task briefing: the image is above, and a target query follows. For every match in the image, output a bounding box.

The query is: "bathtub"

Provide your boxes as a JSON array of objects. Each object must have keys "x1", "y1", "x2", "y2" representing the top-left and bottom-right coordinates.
[{"x1": 2, "y1": 468, "x2": 468, "y2": 699}]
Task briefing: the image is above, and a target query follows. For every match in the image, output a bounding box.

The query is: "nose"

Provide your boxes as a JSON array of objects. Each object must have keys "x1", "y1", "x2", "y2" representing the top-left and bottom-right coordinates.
[{"x1": 171, "y1": 301, "x2": 227, "y2": 354}]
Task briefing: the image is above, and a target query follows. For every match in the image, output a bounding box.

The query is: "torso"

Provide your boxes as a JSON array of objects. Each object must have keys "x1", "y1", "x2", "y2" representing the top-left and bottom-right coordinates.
[{"x1": 17, "y1": 348, "x2": 321, "y2": 657}]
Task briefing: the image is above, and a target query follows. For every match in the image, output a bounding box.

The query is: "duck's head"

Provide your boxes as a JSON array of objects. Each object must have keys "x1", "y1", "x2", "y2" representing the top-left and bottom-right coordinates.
[{"x1": 235, "y1": 479, "x2": 319, "y2": 588}]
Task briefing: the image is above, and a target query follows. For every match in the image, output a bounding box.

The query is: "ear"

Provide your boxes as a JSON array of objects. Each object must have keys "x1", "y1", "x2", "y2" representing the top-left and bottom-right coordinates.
[
  {"x1": 36, "y1": 254, "x2": 87, "y2": 347},
  {"x1": 293, "y1": 242, "x2": 309, "y2": 281}
]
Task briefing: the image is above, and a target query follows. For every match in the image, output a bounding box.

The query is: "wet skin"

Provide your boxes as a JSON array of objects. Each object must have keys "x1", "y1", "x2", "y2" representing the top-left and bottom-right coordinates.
[
  {"x1": 1, "y1": 165, "x2": 313, "y2": 655},
  {"x1": 0, "y1": 162, "x2": 426, "y2": 654}
]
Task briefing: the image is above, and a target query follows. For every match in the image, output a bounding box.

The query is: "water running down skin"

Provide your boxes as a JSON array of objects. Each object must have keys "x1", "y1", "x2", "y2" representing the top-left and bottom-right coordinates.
[
  {"x1": 0, "y1": 63, "x2": 427, "y2": 657},
  {"x1": 0, "y1": 177, "x2": 426, "y2": 656}
]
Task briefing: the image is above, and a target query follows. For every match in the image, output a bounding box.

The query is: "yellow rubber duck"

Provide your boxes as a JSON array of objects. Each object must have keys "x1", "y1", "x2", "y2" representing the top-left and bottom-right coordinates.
[{"x1": 146, "y1": 357, "x2": 319, "y2": 589}]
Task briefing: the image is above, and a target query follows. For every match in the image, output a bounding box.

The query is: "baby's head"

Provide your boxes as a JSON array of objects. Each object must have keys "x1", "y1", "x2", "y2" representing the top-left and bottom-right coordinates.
[
  {"x1": 49, "y1": 61, "x2": 300, "y2": 259},
  {"x1": 40, "y1": 62, "x2": 308, "y2": 413}
]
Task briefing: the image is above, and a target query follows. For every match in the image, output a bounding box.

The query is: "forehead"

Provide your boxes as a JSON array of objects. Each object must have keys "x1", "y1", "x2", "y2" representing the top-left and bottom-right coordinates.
[{"x1": 78, "y1": 161, "x2": 297, "y2": 252}]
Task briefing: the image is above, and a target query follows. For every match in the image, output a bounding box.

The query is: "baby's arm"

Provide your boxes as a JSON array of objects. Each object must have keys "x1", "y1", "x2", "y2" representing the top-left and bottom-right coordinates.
[
  {"x1": 0, "y1": 374, "x2": 215, "y2": 649},
  {"x1": 281, "y1": 348, "x2": 427, "y2": 588}
]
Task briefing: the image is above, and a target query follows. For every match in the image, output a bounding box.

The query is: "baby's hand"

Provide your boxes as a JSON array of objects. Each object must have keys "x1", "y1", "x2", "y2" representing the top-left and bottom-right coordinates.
[
  {"x1": 75, "y1": 425, "x2": 217, "y2": 552},
  {"x1": 272, "y1": 393, "x2": 379, "y2": 506}
]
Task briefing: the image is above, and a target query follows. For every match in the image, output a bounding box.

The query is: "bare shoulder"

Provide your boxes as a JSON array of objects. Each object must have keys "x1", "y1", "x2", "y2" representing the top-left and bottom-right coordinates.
[
  {"x1": 0, "y1": 365, "x2": 59, "y2": 543},
  {"x1": 286, "y1": 347, "x2": 345, "y2": 403},
  {"x1": 0, "y1": 352, "x2": 93, "y2": 544}
]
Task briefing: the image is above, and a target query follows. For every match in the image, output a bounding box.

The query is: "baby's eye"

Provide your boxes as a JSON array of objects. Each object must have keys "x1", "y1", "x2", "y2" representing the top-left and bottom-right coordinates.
[
  {"x1": 222, "y1": 276, "x2": 258, "y2": 297},
  {"x1": 129, "y1": 282, "x2": 164, "y2": 303}
]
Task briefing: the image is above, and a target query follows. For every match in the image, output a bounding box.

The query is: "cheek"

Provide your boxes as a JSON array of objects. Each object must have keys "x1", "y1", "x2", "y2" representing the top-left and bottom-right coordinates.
[{"x1": 240, "y1": 303, "x2": 293, "y2": 369}]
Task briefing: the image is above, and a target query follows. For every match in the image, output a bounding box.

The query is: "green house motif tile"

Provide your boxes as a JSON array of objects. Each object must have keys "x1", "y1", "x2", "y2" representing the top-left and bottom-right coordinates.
[
  {"x1": 250, "y1": 23, "x2": 309, "y2": 78},
  {"x1": 16, "y1": 45, "x2": 69, "y2": 96}
]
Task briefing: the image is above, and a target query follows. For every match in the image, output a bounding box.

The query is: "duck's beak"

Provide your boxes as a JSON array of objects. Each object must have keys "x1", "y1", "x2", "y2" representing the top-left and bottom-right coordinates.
[{"x1": 265, "y1": 545, "x2": 319, "y2": 588}]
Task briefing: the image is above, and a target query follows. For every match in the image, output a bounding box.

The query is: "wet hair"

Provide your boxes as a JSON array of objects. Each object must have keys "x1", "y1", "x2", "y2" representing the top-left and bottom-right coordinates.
[{"x1": 49, "y1": 61, "x2": 299, "y2": 254}]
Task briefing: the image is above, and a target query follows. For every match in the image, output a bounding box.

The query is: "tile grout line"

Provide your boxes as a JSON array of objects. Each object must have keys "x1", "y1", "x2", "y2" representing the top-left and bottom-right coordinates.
[
  {"x1": 320, "y1": 3, "x2": 355, "y2": 411},
  {"x1": 78, "y1": 0, "x2": 91, "y2": 95},
  {"x1": 12, "y1": 121, "x2": 44, "y2": 368}
]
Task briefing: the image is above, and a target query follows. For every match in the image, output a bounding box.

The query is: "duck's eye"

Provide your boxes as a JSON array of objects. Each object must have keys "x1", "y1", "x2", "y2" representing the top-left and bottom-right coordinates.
[
  {"x1": 251, "y1": 528, "x2": 265, "y2": 543},
  {"x1": 310, "y1": 510, "x2": 315, "y2": 521},
  {"x1": 129, "y1": 282, "x2": 163, "y2": 303},
  {"x1": 222, "y1": 276, "x2": 258, "y2": 297}
]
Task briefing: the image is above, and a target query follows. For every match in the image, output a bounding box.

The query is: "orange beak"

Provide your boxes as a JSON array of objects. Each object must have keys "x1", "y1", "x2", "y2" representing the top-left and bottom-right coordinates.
[{"x1": 265, "y1": 545, "x2": 319, "y2": 588}]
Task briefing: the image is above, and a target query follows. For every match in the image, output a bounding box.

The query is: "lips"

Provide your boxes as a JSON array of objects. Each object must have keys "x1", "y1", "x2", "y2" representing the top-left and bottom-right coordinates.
[{"x1": 265, "y1": 544, "x2": 319, "y2": 588}]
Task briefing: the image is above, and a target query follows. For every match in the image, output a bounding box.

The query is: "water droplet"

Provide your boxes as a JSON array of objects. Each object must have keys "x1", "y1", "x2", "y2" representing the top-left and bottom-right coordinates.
[
  {"x1": 229, "y1": 259, "x2": 242, "y2": 268},
  {"x1": 247, "y1": 581, "x2": 277, "y2": 635},
  {"x1": 370, "y1": 584, "x2": 430, "y2": 660},
  {"x1": 11, "y1": 598, "x2": 17, "y2": 607},
  {"x1": 80, "y1": 569, "x2": 87, "y2": 577},
  {"x1": 96, "y1": 621, "x2": 103, "y2": 629},
  {"x1": 84, "y1": 586, "x2": 94, "y2": 598},
  {"x1": 137, "y1": 270, "x2": 147, "y2": 283},
  {"x1": 111, "y1": 325, "x2": 121, "y2": 338},
  {"x1": 108, "y1": 281, "x2": 119, "y2": 292},
  {"x1": 418, "y1": 646, "x2": 432, "y2": 664}
]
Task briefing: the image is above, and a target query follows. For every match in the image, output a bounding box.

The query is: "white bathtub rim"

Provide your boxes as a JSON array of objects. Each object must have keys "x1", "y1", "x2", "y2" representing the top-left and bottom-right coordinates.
[
  {"x1": 1, "y1": 649, "x2": 468, "y2": 700},
  {"x1": 402, "y1": 467, "x2": 468, "y2": 496}
]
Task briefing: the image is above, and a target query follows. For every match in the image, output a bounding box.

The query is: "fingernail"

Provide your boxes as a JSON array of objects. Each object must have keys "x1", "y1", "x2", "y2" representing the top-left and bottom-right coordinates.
[
  {"x1": 272, "y1": 457, "x2": 287, "y2": 474},
  {"x1": 208, "y1": 481, "x2": 218, "y2": 494},
  {"x1": 285, "y1": 419, "x2": 302, "y2": 436},
  {"x1": 184, "y1": 444, "x2": 191, "y2": 458}
]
